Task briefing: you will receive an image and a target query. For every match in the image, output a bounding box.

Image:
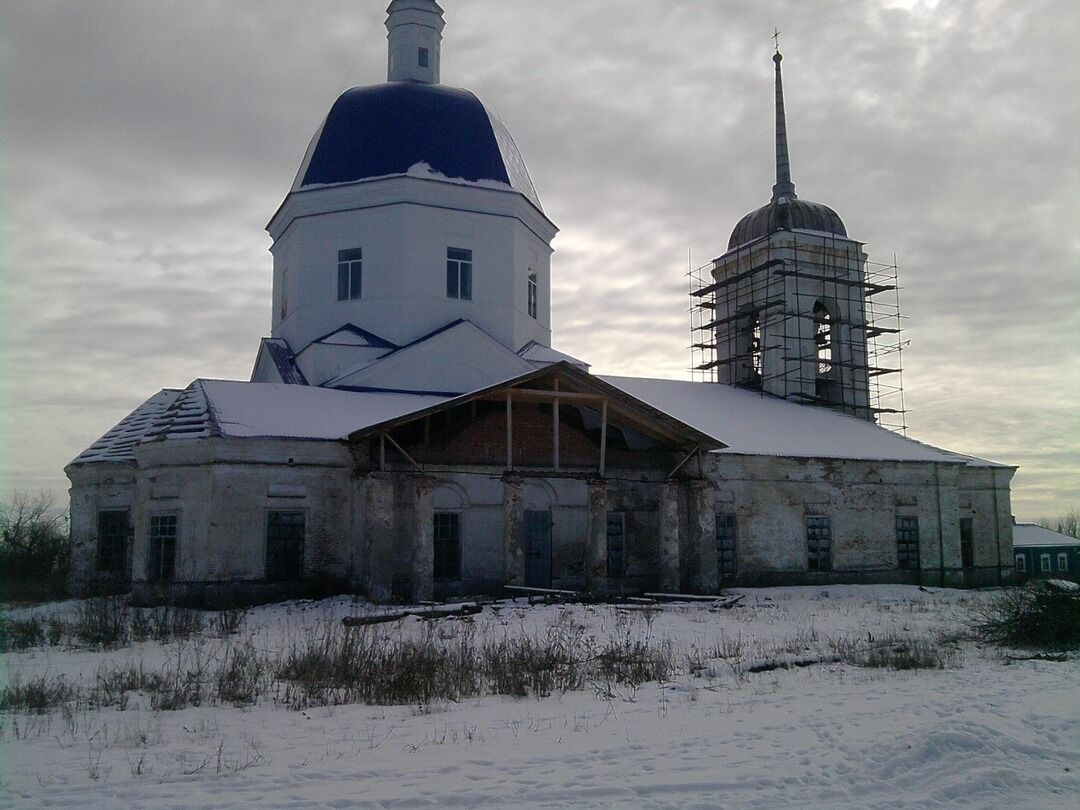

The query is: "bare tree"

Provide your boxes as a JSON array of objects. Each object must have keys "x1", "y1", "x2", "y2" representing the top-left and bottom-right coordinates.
[
  {"x1": 0, "y1": 491, "x2": 71, "y2": 601},
  {"x1": 0, "y1": 491, "x2": 67, "y2": 552},
  {"x1": 1035, "y1": 508, "x2": 1080, "y2": 540}
]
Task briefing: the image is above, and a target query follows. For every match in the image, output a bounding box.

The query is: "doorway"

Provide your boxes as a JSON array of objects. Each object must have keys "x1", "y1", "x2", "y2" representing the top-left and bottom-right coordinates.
[{"x1": 524, "y1": 510, "x2": 552, "y2": 588}]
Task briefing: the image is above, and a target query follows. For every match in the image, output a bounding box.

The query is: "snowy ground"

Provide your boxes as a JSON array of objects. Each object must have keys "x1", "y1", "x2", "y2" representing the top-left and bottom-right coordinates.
[{"x1": 2, "y1": 586, "x2": 1077, "y2": 808}]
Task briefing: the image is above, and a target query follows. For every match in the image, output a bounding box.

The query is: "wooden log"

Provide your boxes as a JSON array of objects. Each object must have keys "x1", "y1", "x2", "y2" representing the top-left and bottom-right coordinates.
[
  {"x1": 504, "y1": 585, "x2": 581, "y2": 598},
  {"x1": 342, "y1": 603, "x2": 482, "y2": 627},
  {"x1": 644, "y1": 592, "x2": 732, "y2": 603},
  {"x1": 711, "y1": 594, "x2": 746, "y2": 610}
]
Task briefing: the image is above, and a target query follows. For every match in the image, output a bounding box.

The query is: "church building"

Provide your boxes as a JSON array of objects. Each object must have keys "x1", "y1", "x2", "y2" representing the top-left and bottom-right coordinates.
[{"x1": 66, "y1": 1, "x2": 1016, "y2": 606}]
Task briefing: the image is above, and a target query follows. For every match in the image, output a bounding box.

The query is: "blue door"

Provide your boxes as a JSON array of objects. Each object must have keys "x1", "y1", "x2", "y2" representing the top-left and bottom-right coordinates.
[{"x1": 524, "y1": 510, "x2": 552, "y2": 588}]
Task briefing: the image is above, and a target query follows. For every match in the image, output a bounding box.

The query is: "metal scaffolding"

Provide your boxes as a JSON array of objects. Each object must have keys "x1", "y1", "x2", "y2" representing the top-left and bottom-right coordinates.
[{"x1": 687, "y1": 238, "x2": 908, "y2": 433}]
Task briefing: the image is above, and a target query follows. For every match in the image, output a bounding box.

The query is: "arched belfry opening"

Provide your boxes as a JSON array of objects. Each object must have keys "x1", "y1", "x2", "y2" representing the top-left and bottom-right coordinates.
[
  {"x1": 735, "y1": 306, "x2": 764, "y2": 389},
  {"x1": 812, "y1": 300, "x2": 841, "y2": 405},
  {"x1": 687, "y1": 46, "x2": 906, "y2": 429}
]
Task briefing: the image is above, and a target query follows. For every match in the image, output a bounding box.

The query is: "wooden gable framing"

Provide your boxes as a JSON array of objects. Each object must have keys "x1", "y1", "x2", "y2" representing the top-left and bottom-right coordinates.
[{"x1": 347, "y1": 362, "x2": 725, "y2": 477}]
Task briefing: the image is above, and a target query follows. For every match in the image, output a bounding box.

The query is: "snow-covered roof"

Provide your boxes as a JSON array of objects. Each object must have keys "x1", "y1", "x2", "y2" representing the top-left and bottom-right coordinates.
[
  {"x1": 143, "y1": 383, "x2": 216, "y2": 442},
  {"x1": 1012, "y1": 524, "x2": 1080, "y2": 548},
  {"x1": 599, "y1": 376, "x2": 1004, "y2": 465},
  {"x1": 311, "y1": 324, "x2": 397, "y2": 350},
  {"x1": 517, "y1": 341, "x2": 590, "y2": 370},
  {"x1": 70, "y1": 389, "x2": 181, "y2": 465},
  {"x1": 257, "y1": 337, "x2": 308, "y2": 385},
  {"x1": 198, "y1": 380, "x2": 448, "y2": 440}
]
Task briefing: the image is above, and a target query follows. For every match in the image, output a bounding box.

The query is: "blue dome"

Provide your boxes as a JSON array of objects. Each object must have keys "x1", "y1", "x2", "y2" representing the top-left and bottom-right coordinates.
[
  {"x1": 728, "y1": 197, "x2": 847, "y2": 250},
  {"x1": 293, "y1": 82, "x2": 542, "y2": 211}
]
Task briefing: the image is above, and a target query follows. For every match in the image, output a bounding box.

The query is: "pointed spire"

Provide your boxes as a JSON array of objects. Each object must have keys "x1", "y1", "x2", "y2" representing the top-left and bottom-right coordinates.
[{"x1": 771, "y1": 49, "x2": 797, "y2": 202}]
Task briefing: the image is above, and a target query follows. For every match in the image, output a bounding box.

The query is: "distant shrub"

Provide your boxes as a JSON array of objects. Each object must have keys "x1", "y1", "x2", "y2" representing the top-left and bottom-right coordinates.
[
  {"x1": 848, "y1": 635, "x2": 957, "y2": 670},
  {"x1": 217, "y1": 643, "x2": 268, "y2": 706},
  {"x1": 0, "y1": 616, "x2": 46, "y2": 651},
  {"x1": 978, "y1": 581, "x2": 1080, "y2": 650},
  {"x1": 0, "y1": 674, "x2": 77, "y2": 713},
  {"x1": 73, "y1": 596, "x2": 129, "y2": 648}
]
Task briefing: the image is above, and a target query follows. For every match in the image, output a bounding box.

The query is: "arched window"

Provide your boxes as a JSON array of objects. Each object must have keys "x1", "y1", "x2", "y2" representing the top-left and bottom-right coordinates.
[
  {"x1": 813, "y1": 301, "x2": 833, "y2": 375},
  {"x1": 751, "y1": 311, "x2": 763, "y2": 379},
  {"x1": 736, "y1": 307, "x2": 763, "y2": 388}
]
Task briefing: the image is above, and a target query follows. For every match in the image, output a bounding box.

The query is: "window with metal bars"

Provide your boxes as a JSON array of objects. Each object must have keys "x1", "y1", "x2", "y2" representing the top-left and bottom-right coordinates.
[
  {"x1": 716, "y1": 513, "x2": 737, "y2": 579},
  {"x1": 147, "y1": 514, "x2": 177, "y2": 583},
  {"x1": 433, "y1": 512, "x2": 461, "y2": 581},
  {"x1": 266, "y1": 511, "x2": 305, "y2": 581},
  {"x1": 606, "y1": 512, "x2": 625, "y2": 578},
  {"x1": 896, "y1": 516, "x2": 920, "y2": 570},
  {"x1": 806, "y1": 516, "x2": 832, "y2": 571},
  {"x1": 97, "y1": 510, "x2": 129, "y2": 573}
]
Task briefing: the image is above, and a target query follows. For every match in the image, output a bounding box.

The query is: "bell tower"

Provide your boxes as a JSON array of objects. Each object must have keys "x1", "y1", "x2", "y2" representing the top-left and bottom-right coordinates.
[{"x1": 698, "y1": 49, "x2": 875, "y2": 420}]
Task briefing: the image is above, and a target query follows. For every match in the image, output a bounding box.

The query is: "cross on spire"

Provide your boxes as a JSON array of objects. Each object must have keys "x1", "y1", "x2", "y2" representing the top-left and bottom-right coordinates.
[{"x1": 773, "y1": 28, "x2": 781, "y2": 53}]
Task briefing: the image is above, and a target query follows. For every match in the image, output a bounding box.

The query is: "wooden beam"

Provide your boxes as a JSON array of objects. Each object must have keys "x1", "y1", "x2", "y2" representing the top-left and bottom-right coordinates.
[
  {"x1": 599, "y1": 398, "x2": 608, "y2": 477},
  {"x1": 553, "y1": 380, "x2": 560, "y2": 471},
  {"x1": 479, "y1": 388, "x2": 605, "y2": 404},
  {"x1": 506, "y1": 391, "x2": 513, "y2": 470},
  {"x1": 384, "y1": 431, "x2": 424, "y2": 473},
  {"x1": 667, "y1": 444, "x2": 700, "y2": 480}
]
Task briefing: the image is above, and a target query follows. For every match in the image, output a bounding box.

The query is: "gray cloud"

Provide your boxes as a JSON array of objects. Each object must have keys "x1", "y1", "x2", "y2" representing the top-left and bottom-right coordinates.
[{"x1": 2, "y1": 0, "x2": 1076, "y2": 519}]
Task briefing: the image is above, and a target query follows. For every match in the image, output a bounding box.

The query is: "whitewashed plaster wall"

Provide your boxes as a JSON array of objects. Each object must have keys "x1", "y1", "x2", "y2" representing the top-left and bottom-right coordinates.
[{"x1": 268, "y1": 176, "x2": 555, "y2": 353}]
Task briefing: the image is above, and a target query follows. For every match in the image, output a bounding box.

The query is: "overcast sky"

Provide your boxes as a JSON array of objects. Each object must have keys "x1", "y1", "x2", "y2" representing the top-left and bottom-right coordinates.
[{"x1": 1, "y1": 0, "x2": 1077, "y2": 520}]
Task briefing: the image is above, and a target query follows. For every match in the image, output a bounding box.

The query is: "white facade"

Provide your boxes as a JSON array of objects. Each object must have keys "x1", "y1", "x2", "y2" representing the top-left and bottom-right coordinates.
[
  {"x1": 268, "y1": 174, "x2": 555, "y2": 354},
  {"x1": 386, "y1": 0, "x2": 445, "y2": 84},
  {"x1": 711, "y1": 230, "x2": 872, "y2": 418},
  {"x1": 64, "y1": 10, "x2": 1018, "y2": 606}
]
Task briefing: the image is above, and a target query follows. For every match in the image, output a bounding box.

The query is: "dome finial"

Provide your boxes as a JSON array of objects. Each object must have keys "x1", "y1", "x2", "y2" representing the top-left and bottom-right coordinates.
[
  {"x1": 386, "y1": 0, "x2": 446, "y2": 84},
  {"x1": 771, "y1": 35, "x2": 797, "y2": 202}
]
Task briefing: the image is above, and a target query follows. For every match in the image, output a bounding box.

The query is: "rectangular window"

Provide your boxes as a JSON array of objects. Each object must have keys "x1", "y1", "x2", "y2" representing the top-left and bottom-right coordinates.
[
  {"x1": 606, "y1": 512, "x2": 625, "y2": 578},
  {"x1": 418, "y1": 47, "x2": 429, "y2": 68},
  {"x1": 446, "y1": 247, "x2": 472, "y2": 300},
  {"x1": 97, "y1": 510, "x2": 130, "y2": 573},
  {"x1": 1015, "y1": 553, "x2": 1026, "y2": 573},
  {"x1": 433, "y1": 512, "x2": 461, "y2": 581},
  {"x1": 147, "y1": 514, "x2": 177, "y2": 583},
  {"x1": 266, "y1": 511, "x2": 305, "y2": 581},
  {"x1": 337, "y1": 248, "x2": 362, "y2": 301},
  {"x1": 960, "y1": 517, "x2": 974, "y2": 568},
  {"x1": 716, "y1": 513, "x2": 737, "y2": 579},
  {"x1": 1040, "y1": 553, "x2": 1052, "y2": 573},
  {"x1": 527, "y1": 271, "x2": 538, "y2": 319},
  {"x1": 1058, "y1": 553, "x2": 1069, "y2": 572},
  {"x1": 806, "y1": 516, "x2": 832, "y2": 571},
  {"x1": 896, "y1": 516, "x2": 920, "y2": 570},
  {"x1": 280, "y1": 268, "x2": 289, "y2": 321}
]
